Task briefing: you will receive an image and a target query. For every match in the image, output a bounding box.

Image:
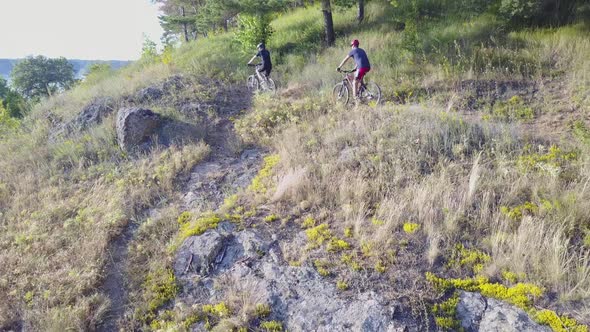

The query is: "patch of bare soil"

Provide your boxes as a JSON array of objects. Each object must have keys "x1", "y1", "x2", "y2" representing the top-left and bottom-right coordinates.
[{"x1": 96, "y1": 79, "x2": 259, "y2": 331}]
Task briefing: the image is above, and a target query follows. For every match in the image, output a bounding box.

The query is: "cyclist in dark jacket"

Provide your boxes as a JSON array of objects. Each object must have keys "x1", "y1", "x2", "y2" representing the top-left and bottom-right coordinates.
[
  {"x1": 248, "y1": 43, "x2": 272, "y2": 80},
  {"x1": 337, "y1": 39, "x2": 371, "y2": 99}
]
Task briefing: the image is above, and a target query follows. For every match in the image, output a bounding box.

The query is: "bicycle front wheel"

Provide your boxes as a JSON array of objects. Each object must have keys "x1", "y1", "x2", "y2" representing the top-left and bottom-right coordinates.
[
  {"x1": 266, "y1": 78, "x2": 276, "y2": 93},
  {"x1": 332, "y1": 82, "x2": 350, "y2": 105},
  {"x1": 247, "y1": 75, "x2": 259, "y2": 91},
  {"x1": 361, "y1": 82, "x2": 381, "y2": 106}
]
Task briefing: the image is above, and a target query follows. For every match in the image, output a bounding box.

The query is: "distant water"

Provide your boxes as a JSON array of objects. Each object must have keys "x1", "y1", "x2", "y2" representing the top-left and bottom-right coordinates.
[{"x1": 0, "y1": 59, "x2": 131, "y2": 82}]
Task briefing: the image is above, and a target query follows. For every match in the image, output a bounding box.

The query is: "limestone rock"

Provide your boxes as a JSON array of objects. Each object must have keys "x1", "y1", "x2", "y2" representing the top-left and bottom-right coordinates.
[
  {"x1": 76, "y1": 97, "x2": 115, "y2": 129},
  {"x1": 458, "y1": 291, "x2": 551, "y2": 332},
  {"x1": 479, "y1": 297, "x2": 551, "y2": 332},
  {"x1": 50, "y1": 97, "x2": 115, "y2": 140},
  {"x1": 174, "y1": 227, "x2": 416, "y2": 331},
  {"x1": 116, "y1": 107, "x2": 162, "y2": 152},
  {"x1": 174, "y1": 231, "x2": 225, "y2": 278},
  {"x1": 115, "y1": 107, "x2": 207, "y2": 153},
  {"x1": 135, "y1": 86, "x2": 163, "y2": 103},
  {"x1": 457, "y1": 292, "x2": 487, "y2": 332}
]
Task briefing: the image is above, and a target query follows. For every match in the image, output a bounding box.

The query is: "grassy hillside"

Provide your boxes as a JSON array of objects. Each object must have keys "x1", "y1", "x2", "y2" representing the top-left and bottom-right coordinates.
[{"x1": 0, "y1": 1, "x2": 589, "y2": 331}]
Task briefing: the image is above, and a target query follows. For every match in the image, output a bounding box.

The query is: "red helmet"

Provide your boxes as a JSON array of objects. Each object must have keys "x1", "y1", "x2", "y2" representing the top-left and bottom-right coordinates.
[{"x1": 351, "y1": 39, "x2": 359, "y2": 47}]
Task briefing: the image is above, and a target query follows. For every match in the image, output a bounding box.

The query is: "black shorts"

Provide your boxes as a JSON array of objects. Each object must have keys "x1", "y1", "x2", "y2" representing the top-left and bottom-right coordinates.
[{"x1": 257, "y1": 66, "x2": 272, "y2": 77}]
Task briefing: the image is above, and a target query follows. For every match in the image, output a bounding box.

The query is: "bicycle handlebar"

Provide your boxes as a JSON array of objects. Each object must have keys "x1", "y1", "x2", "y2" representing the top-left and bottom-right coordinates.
[
  {"x1": 337, "y1": 68, "x2": 356, "y2": 73},
  {"x1": 247, "y1": 63, "x2": 260, "y2": 67}
]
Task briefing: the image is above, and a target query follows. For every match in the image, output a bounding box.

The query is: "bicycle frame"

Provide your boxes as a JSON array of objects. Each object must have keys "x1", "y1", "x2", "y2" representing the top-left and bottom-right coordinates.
[
  {"x1": 339, "y1": 69, "x2": 366, "y2": 92},
  {"x1": 247, "y1": 63, "x2": 276, "y2": 94},
  {"x1": 333, "y1": 68, "x2": 380, "y2": 106},
  {"x1": 249, "y1": 64, "x2": 269, "y2": 82}
]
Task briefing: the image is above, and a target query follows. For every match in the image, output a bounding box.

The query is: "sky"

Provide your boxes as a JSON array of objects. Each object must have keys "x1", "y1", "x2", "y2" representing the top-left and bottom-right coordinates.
[{"x1": 0, "y1": 0, "x2": 164, "y2": 60}]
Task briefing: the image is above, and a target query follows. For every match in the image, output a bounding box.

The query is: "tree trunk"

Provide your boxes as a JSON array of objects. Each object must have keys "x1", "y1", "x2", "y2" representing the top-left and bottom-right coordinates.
[
  {"x1": 181, "y1": 6, "x2": 190, "y2": 42},
  {"x1": 321, "y1": 0, "x2": 335, "y2": 46},
  {"x1": 357, "y1": 0, "x2": 365, "y2": 24}
]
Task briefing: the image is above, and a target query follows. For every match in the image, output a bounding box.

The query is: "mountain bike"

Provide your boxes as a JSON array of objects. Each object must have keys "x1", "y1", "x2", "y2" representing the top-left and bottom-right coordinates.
[
  {"x1": 247, "y1": 64, "x2": 276, "y2": 94},
  {"x1": 333, "y1": 69, "x2": 381, "y2": 106}
]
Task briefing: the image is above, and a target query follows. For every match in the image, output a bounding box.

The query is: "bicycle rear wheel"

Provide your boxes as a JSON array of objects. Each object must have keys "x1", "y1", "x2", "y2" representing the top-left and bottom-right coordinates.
[
  {"x1": 332, "y1": 82, "x2": 350, "y2": 105},
  {"x1": 361, "y1": 82, "x2": 381, "y2": 106},
  {"x1": 247, "y1": 75, "x2": 259, "y2": 91}
]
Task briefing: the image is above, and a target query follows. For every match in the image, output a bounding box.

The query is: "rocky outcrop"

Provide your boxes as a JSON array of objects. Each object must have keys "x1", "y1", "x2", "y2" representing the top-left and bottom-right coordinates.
[
  {"x1": 131, "y1": 75, "x2": 186, "y2": 104},
  {"x1": 134, "y1": 86, "x2": 164, "y2": 103},
  {"x1": 50, "y1": 97, "x2": 116, "y2": 140},
  {"x1": 173, "y1": 224, "x2": 557, "y2": 332},
  {"x1": 457, "y1": 292, "x2": 551, "y2": 332},
  {"x1": 76, "y1": 97, "x2": 116, "y2": 129},
  {"x1": 174, "y1": 231, "x2": 225, "y2": 277},
  {"x1": 174, "y1": 225, "x2": 415, "y2": 331},
  {"x1": 115, "y1": 107, "x2": 207, "y2": 153}
]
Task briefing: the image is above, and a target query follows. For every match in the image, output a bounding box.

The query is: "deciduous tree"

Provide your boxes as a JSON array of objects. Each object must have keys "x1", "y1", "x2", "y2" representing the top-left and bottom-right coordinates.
[{"x1": 11, "y1": 56, "x2": 75, "y2": 99}]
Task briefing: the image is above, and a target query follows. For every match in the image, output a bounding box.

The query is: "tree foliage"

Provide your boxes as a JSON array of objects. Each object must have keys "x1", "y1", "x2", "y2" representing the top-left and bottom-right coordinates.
[
  {"x1": 0, "y1": 78, "x2": 28, "y2": 118},
  {"x1": 498, "y1": 0, "x2": 587, "y2": 25},
  {"x1": 11, "y1": 56, "x2": 75, "y2": 100},
  {"x1": 235, "y1": 14, "x2": 275, "y2": 52},
  {"x1": 389, "y1": 0, "x2": 588, "y2": 25},
  {"x1": 0, "y1": 102, "x2": 20, "y2": 136},
  {"x1": 156, "y1": 0, "x2": 291, "y2": 43}
]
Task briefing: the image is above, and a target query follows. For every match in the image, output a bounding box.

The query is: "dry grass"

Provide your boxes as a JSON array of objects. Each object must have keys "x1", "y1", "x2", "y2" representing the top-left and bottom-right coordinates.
[
  {"x1": 0, "y1": 93, "x2": 209, "y2": 329},
  {"x1": 1, "y1": 1, "x2": 589, "y2": 330},
  {"x1": 262, "y1": 103, "x2": 590, "y2": 323}
]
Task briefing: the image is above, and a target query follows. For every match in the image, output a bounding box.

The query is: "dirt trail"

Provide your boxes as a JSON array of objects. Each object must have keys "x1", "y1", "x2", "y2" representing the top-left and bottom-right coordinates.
[
  {"x1": 96, "y1": 83, "x2": 259, "y2": 331},
  {"x1": 97, "y1": 222, "x2": 139, "y2": 332}
]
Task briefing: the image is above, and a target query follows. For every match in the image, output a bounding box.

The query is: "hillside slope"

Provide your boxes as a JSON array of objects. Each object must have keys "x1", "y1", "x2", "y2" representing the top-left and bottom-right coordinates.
[{"x1": 0, "y1": 2, "x2": 589, "y2": 331}]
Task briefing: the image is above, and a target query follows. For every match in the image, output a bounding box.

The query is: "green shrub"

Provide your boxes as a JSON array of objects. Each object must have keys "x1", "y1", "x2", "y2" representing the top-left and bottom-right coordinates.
[
  {"x1": 139, "y1": 268, "x2": 179, "y2": 322},
  {"x1": 517, "y1": 145, "x2": 578, "y2": 175},
  {"x1": 306, "y1": 224, "x2": 332, "y2": 246},
  {"x1": 302, "y1": 216, "x2": 316, "y2": 229},
  {"x1": 248, "y1": 154, "x2": 281, "y2": 194},
  {"x1": 255, "y1": 303, "x2": 272, "y2": 318},
  {"x1": 403, "y1": 222, "x2": 420, "y2": 234},
  {"x1": 490, "y1": 96, "x2": 535, "y2": 122},
  {"x1": 327, "y1": 238, "x2": 351, "y2": 252},
  {"x1": 235, "y1": 14, "x2": 275, "y2": 53},
  {"x1": 500, "y1": 202, "x2": 539, "y2": 221},
  {"x1": 260, "y1": 320, "x2": 283, "y2": 332},
  {"x1": 432, "y1": 292, "x2": 461, "y2": 331},
  {"x1": 534, "y1": 309, "x2": 588, "y2": 332},
  {"x1": 448, "y1": 244, "x2": 491, "y2": 274},
  {"x1": 336, "y1": 280, "x2": 349, "y2": 290}
]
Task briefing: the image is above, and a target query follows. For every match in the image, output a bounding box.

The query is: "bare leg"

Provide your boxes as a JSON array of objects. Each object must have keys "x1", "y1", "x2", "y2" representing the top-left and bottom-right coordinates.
[
  {"x1": 358, "y1": 78, "x2": 364, "y2": 97},
  {"x1": 352, "y1": 79, "x2": 359, "y2": 98}
]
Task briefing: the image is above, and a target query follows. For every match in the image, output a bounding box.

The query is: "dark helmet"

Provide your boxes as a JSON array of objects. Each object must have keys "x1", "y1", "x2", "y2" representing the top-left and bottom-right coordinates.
[
  {"x1": 257, "y1": 43, "x2": 266, "y2": 49},
  {"x1": 351, "y1": 39, "x2": 359, "y2": 47}
]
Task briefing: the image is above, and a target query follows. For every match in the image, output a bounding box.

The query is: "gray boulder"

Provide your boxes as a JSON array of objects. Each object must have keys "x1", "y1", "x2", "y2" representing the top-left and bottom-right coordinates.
[
  {"x1": 457, "y1": 292, "x2": 551, "y2": 332},
  {"x1": 115, "y1": 107, "x2": 207, "y2": 153},
  {"x1": 116, "y1": 107, "x2": 162, "y2": 152},
  {"x1": 174, "y1": 231, "x2": 225, "y2": 278}
]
